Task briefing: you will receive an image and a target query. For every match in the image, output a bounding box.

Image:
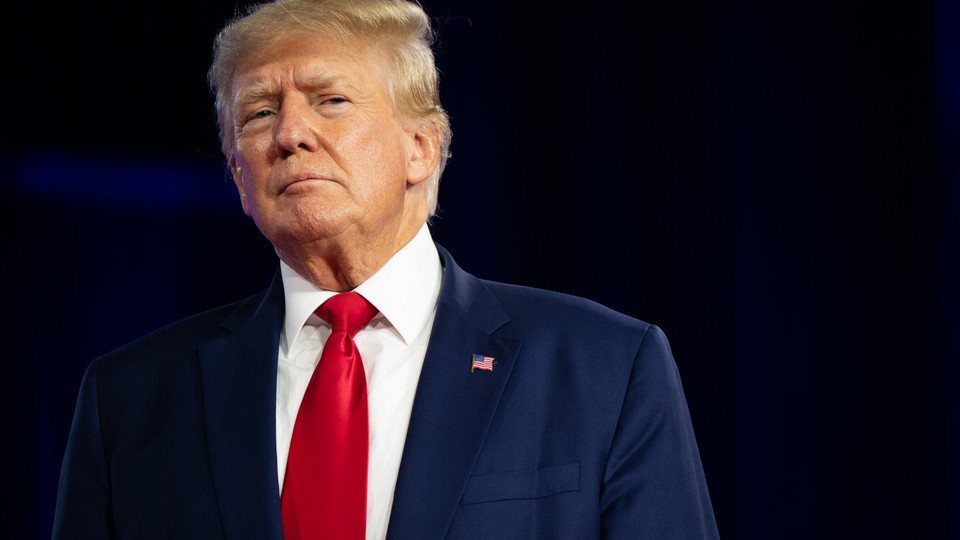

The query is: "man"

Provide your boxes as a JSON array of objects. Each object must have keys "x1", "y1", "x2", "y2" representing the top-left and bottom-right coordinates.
[{"x1": 53, "y1": 0, "x2": 720, "y2": 538}]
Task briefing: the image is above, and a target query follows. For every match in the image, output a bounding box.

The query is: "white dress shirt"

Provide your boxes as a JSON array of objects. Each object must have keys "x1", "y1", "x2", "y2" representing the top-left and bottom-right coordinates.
[{"x1": 276, "y1": 224, "x2": 442, "y2": 540}]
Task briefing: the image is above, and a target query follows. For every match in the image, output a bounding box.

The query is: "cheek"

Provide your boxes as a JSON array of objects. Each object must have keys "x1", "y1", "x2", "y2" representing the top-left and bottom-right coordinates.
[
  {"x1": 234, "y1": 139, "x2": 275, "y2": 187},
  {"x1": 250, "y1": 134, "x2": 276, "y2": 155},
  {"x1": 356, "y1": 127, "x2": 410, "y2": 177},
  {"x1": 231, "y1": 153, "x2": 267, "y2": 217}
]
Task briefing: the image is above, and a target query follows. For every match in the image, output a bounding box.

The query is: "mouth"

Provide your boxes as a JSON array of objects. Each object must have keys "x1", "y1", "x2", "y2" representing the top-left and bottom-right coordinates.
[{"x1": 279, "y1": 173, "x2": 334, "y2": 194}]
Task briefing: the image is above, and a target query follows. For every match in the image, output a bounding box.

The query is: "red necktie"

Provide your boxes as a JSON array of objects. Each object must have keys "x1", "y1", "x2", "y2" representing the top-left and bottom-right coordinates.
[{"x1": 282, "y1": 292, "x2": 378, "y2": 540}]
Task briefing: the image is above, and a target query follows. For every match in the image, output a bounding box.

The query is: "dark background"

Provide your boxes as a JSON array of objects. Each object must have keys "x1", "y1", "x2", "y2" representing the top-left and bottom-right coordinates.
[{"x1": 3, "y1": 0, "x2": 958, "y2": 538}]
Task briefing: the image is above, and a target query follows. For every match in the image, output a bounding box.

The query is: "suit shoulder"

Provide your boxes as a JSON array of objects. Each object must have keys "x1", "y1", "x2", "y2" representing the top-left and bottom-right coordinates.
[
  {"x1": 96, "y1": 289, "x2": 268, "y2": 368},
  {"x1": 479, "y1": 279, "x2": 654, "y2": 336}
]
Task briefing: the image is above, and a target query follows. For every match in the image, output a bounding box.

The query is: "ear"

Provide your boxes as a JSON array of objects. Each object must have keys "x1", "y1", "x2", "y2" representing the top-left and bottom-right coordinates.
[
  {"x1": 228, "y1": 154, "x2": 251, "y2": 216},
  {"x1": 405, "y1": 120, "x2": 441, "y2": 187}
]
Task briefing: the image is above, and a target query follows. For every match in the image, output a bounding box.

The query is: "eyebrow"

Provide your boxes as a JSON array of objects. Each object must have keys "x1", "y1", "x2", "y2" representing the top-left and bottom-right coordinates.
[{"x1": 233, "y1": 73, "x2": 349, "y2": 111}]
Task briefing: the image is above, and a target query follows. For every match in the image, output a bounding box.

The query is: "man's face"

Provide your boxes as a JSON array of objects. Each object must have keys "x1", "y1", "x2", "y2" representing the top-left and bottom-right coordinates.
[{"x1": 228, "y1": 33, "x2": 431, "y2": 257}]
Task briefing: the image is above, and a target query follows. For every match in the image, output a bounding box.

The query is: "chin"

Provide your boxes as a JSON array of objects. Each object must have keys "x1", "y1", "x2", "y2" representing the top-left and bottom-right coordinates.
[{"x1": 269, "y1": 214, "x2": 353, "y2": 247}]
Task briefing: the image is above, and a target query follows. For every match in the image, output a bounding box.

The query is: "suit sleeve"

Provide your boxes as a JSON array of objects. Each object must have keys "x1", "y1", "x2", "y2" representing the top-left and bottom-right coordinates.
[
  {"x1": 600, "y1": 325, "x2": 720, "y2": 538},
  {"x1": 52, "y1": 359, "x2": 115, "y2": 539}
]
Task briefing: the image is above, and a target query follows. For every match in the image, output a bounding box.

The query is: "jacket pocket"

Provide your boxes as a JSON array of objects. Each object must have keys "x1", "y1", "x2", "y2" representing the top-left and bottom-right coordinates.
[{"x1": 461, "y1": 462, "x2": 580, "y2": 505}]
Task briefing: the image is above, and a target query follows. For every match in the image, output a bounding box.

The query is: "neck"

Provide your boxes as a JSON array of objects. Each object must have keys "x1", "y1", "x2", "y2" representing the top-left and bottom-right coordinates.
[{"x1": 277, "y1": 218, "x2": 425, "y2": 292}]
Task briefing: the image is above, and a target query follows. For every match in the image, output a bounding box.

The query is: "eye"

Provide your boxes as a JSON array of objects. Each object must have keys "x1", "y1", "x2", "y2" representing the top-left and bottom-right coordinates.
[
  {"x1": 315, "y1": 95, "x2": 351, "y2": 117},
  {"x1": 245, "y1": 109, "x2": 275, "y2": 124},
  {"x1": 316, "y1": 95, "x2": 352, "y2": 110}
]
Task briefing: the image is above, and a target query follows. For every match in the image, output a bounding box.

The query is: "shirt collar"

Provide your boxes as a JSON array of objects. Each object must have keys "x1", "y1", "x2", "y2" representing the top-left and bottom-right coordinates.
[{"x1": 280, "y1": 223, "x2": 442, "y2": 353}]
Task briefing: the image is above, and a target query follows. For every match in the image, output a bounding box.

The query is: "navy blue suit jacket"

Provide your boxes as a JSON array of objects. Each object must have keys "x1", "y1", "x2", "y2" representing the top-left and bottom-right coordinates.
[{"x1": 53, "y1": 245, "x2": 719, "y2": 539}]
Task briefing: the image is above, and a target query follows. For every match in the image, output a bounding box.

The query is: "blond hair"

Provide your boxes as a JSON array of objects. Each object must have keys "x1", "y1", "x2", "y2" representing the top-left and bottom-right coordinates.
[{"x1": 208, "y1": 0, "x2": 451, "y2": 215}]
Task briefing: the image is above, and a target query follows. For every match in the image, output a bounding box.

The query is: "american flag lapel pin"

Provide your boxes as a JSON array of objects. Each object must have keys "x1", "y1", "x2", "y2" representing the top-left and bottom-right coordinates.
[{"x1": 471, "y1": 353, "x2": 494, "y2": 372}]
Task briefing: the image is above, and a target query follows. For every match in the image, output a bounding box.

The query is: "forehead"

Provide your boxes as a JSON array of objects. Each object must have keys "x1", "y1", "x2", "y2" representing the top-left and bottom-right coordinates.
[{"x1": 231, "y1": 33, "x2": 390, "y2": 101}]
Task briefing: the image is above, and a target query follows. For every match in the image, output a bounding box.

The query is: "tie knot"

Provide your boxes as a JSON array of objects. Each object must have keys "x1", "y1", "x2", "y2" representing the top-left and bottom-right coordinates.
[{"x1": 315, "y1": 292, "x2": 378, "y2": 337}]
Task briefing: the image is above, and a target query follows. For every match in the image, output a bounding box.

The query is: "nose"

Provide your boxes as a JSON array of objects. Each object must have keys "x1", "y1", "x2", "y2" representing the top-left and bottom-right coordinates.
[{"x1": 273, "y1": 97, "x2": 319, "y2": 158}]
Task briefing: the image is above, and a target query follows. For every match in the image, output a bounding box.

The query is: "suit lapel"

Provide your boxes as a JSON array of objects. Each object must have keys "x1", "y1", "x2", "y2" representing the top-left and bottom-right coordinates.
[
  {"x1": 387, "y1": 246, "x2": 521, "y2": 540},
  {"x1": 198, "y1": 272, "x2": 285, "y2": 540}
]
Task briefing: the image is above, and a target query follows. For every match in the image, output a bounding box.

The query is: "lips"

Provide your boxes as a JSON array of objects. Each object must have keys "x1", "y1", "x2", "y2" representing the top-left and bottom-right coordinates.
[{"x1": 277, "y1": 171, "x2": 335, "y2": 194}]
